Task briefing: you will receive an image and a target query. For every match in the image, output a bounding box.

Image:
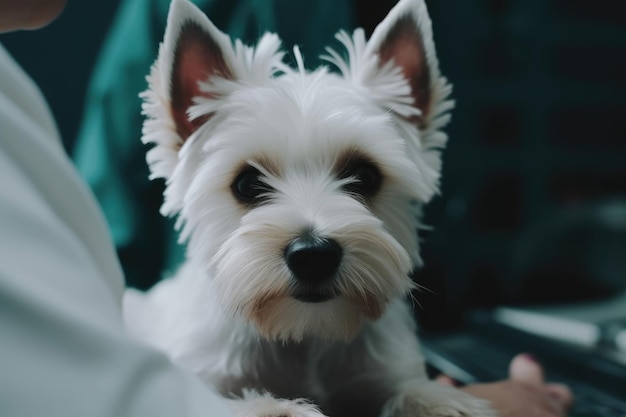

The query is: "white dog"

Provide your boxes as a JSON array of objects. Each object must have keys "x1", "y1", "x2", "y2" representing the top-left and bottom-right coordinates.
[{"x1": 124, "y1": 0, "x2": 497, "y2": 416}]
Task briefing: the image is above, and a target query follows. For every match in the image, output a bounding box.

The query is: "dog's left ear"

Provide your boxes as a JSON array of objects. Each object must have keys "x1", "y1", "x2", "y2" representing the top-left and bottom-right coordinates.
[{"x1": 365, "y1": 0, "x2": 450, "y2": 130}]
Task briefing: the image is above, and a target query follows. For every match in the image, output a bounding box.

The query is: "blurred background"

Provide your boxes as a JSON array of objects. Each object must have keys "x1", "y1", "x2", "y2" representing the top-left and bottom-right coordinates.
[{"x1": 2, "y1": 0, "x2": 625, "y2": 331}]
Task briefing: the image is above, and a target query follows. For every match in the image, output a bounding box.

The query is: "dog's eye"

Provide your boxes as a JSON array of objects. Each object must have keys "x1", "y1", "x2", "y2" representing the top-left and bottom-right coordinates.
[
  {"x1": 232, "y1": 167, "x2": 271, "y2": 204},
  {"x1": 340, "y1": 161, "x2": 382, "y2": 198}
]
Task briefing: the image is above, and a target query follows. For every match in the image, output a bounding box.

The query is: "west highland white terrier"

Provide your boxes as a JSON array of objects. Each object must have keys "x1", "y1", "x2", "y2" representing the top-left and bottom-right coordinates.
[{"x1": 124, "y1": 0, "x2": 497, "y2": 416}]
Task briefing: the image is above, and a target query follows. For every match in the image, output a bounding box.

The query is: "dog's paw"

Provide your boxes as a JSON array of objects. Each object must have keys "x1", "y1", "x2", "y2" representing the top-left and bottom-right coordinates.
[
  {"x1": 226, "y1": 390, "x2": 327, "y2": 417},
  {"x1": 381, "y1": 380, "x2": 498, "y2": 417}
]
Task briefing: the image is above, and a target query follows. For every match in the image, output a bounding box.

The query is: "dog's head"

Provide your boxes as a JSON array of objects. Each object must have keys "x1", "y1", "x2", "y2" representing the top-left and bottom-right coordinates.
[{"x1": 141, "y1": 0, "x2": 452, "y2": 342}]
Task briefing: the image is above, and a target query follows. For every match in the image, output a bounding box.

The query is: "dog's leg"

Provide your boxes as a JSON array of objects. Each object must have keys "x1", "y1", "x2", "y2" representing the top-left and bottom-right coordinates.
[
  {"x1": 225, "y1": 390, "x2": 328, "y2": 417},
  {"x1": 321, "y1": 301, "x2": 497, "y2": 417},
  {"x1": 380, "y1": 379, "x2": 498, "y2": 417}
]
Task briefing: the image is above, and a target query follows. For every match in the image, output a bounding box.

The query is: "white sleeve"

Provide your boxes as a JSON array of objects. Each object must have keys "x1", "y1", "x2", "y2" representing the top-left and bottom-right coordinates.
[{"x1": 0, "y1": 44, "x2": 233, "y2": 417}]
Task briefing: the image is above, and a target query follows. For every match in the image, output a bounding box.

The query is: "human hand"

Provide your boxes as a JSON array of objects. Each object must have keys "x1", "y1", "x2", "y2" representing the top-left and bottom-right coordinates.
[
  {"x1": 437, "y1": 353, "x2": 574, "y2": 417},
  {"x1": 0, "y1": 0, "x2": 67, "y2": 33}
]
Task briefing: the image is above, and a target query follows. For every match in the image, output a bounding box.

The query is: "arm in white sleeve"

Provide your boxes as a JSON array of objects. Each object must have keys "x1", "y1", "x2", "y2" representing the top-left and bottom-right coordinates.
[{"x1": 0, "y1": 44, "x2": 233, "y2": 417}]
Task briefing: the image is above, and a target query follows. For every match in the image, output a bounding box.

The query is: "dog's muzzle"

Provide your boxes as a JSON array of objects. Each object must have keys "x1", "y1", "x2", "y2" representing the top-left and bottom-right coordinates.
[{"x1": 284, "y1": 232, "x2": 342, "y2": 303}]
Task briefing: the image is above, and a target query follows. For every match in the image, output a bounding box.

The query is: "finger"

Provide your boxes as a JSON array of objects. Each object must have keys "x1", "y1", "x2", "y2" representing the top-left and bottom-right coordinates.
[
  {"x1": 509, "y1": 353, "x2": 545, "y2": 386},
  {"x1": 434, "y1": 374, "x2": 458, "y2": 386},
  {"x1": 546, "y1": 383, "x2": 575, "y2": 409}
]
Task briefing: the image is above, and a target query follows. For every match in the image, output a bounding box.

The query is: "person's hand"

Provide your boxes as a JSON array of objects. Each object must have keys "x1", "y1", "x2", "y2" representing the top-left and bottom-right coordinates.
[
  {"x1": 0, "y1": 0, "x2": 67, "y2": 33},
  {"x1": 437, "y1": 354, "x2": 574, "y2": 417}
]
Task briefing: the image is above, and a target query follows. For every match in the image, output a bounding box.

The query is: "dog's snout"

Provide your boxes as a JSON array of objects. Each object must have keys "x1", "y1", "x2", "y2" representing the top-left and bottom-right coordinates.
[{"x1": 285, "y1": 234, "x2": 342, "y2": 284}]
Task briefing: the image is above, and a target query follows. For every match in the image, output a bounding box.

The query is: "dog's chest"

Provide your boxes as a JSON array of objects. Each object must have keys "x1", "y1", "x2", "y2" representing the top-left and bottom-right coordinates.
[{"x1": 217, "y1": 341, "x2": 323, "y2": 401}]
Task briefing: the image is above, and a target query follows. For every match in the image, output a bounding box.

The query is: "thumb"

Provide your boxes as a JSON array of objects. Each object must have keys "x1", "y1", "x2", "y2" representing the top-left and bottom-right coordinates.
[
  {"x1": 509, "y1": 353, "x2": 545, "y2": 386},
  {"x1": 434, "y1": 374, "x2": 459, "y2": 387}
]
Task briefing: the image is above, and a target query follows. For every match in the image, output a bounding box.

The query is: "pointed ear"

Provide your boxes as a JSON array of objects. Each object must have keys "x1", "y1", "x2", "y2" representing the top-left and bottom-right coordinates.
[
  {"x1": 158, "y1": 0, "x2": 234, "y2": 140},
  {"x1": 141, "y1": 0, "x2": 234, "y2": 180},
  {"x1": 141, "y1": 0, "x2": 285, "y2": 182},
  {"x1": 366, "y1": 0, "x2": 444, "y2": 128}
]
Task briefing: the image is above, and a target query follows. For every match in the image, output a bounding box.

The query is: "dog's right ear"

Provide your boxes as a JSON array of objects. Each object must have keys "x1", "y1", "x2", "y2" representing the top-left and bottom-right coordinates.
[
  {"x1": 165, "y1": 0, "x2": 235, "y2": 140},
  {"x1": 141, "y1": 0, "x2": 235, "y2": 180}
]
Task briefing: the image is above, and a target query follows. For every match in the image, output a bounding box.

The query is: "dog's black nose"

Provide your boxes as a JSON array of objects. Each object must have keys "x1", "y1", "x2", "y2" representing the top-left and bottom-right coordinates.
[{"x1": 285, "y1": 234, "x2": 342, "y2": 284}]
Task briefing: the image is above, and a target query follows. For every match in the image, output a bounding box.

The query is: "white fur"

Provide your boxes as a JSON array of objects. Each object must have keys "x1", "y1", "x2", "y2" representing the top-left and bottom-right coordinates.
[{"x1": 126, "y1": 0, "x2": 496, "y2": 416}]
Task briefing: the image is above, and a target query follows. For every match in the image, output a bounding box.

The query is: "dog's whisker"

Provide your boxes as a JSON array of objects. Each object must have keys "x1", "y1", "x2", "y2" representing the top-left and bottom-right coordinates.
[{"x1": 408, "y1": 291, "x2": 425, "y2": 312}]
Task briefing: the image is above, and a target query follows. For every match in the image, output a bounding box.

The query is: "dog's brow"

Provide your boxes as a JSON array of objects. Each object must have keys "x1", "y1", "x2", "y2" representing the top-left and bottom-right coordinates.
[
  {"x1": 333, "y1": 147, "x2": 376, "y2": 176},
  {"x1": 251, "y1": 155, "x2": 281, "y2": 178}
]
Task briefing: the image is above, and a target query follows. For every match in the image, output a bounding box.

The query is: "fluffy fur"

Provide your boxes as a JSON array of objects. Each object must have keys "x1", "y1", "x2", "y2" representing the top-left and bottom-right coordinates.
[{"x1": 124, "y1": 0, "x2": 496, "y2": 416}]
